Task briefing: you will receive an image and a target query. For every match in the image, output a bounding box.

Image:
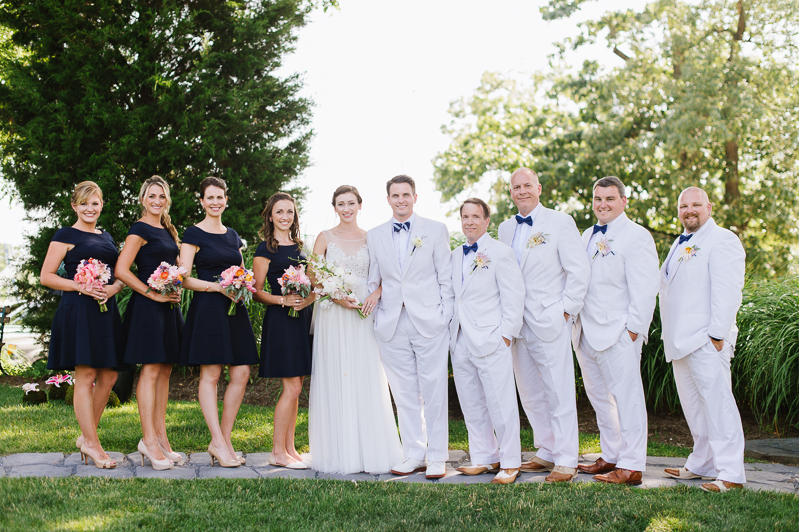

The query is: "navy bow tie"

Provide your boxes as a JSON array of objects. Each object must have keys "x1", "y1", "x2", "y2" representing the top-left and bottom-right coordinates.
[
  {"x1": 592, "y1": 224, "x2": 607, "y2": 235},
  {"x1": 393, "y1": 221, "x2": 410, "y2": 232},
  {"x1": 679, "y1": 233, "x2": 693, "y2": 244},
  {"x1": 462, "y1": 242, "x2": 478, "y2": 255},
  {"x1": 515, "y1": 214, "x2": 533, "y2": 226}
]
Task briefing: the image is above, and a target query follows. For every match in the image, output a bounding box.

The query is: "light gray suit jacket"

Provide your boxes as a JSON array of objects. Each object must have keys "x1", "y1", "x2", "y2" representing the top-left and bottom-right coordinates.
[
  {"x1": 659, "y1": 218, "x2": 746, "y2": 362},
  {"x1": 498, "y1": 206, "x2": 590, "y2": 343},
  {"x1": 447, "y1": 235, "x2": 524, "y2": 357}
]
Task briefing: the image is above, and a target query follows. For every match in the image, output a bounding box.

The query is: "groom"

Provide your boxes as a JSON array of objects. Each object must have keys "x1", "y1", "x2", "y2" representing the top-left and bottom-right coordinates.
[{"x1": 366, "y1": 175, "x2": 454, "y2": 479}]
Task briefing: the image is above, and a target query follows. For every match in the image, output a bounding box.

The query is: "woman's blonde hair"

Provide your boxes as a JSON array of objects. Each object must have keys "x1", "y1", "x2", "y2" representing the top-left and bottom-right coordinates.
[
  {"x1": 71, "y1": 181, "x2": 103, "y2": 206},
  {"x1": 139, "y1": 176, "x2": 179, "y2": 243}
]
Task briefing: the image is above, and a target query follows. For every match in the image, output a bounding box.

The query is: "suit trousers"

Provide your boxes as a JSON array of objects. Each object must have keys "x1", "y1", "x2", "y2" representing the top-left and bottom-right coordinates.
[
  {"x1": 576, "y1": 332, "x2": 648, "y2": 471},
  {"x1": 672, "y1": 340, "x2": 746, "y2": 484},
  {"x1": 452, "y1": 332, "x2": 521, "y2": 468},
  {"x1": 376, "y1": 307, "x2": 450, "y2": 462},
  {"x1": 513, "y1": 322, "x2": 579, "y2": 467}
]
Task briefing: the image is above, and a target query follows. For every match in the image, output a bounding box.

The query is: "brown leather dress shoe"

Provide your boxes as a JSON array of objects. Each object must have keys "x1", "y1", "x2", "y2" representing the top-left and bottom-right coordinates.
[
  {"x1": 594, "y1": 468, "x2": 642, "y2": 486},
  {"x1": 545, "y1": 465, "x2": 578, "y2": 483},
  {"x1": 520, "y1": 456, "x2": 554, "y2": 472},
  {"x1": 700, "y1": 480, "x2": 744, "y2": 492},
  {"x1": 577, "y1": 457, "x2": 616, "y2": 474}
]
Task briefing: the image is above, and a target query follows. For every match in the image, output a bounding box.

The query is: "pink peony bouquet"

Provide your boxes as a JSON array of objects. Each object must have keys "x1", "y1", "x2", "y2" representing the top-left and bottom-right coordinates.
[
  {"x1": 148, "y1": 262, "x2": 187, "y2": 308},
  {"x1": 46, "y1": 374, "x2": 73, "y2": 388},
  {"x1": 306, "y1": 253, "x2": 365, "y2": 319},
  {"x1": 216, "y1": 265, "x2": 257, "y2": 316},
  {"x1": 74, "y1": 258, "x2": 112, "y2": 312},
  {"x1": 278, "y1": 265, "x2": 311, "y2": 318}
]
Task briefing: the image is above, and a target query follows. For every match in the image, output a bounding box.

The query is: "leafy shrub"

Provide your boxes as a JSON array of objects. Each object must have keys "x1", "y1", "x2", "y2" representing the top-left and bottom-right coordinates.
[{"x1": 65, "y1": 387, "x2": 121, "y2": 408}]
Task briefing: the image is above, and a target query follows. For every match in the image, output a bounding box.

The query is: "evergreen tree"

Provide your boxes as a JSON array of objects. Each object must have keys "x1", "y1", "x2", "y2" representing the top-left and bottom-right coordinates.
[{"x1": 0, "y1": 0, "x2": 323, "y2": 338}]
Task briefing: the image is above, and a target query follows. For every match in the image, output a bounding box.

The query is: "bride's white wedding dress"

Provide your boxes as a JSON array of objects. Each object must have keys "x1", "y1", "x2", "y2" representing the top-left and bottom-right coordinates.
[{"x1": 308, "y1": 231, "x2": 403, "y2": 474}]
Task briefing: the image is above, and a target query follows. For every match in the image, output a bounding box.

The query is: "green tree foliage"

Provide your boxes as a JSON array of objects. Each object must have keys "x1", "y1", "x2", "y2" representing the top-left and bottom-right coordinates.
[
  {"x1": 434, "y1": 0, "x2": 799, "y2": 274},
  {"x1": 0, "y1": 0, "x2": 324, "y2": 339}
]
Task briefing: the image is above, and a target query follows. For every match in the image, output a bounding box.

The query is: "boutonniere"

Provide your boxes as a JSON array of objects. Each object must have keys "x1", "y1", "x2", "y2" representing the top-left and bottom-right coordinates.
[
  {"x1": 470, "y1": 252, "x2": 491, "y2": 274},
  {"x1": 593, "y1": 237, "x2": 615, "y2": 259},
  {"x1": 678, "y1": 245, "x2": 700, "y2": 262},
  {"x1": 526, "y1": 232, "x2": 549, "y2": 249},
  {"x1": 411, "y1": 236, "x2": 425, "y2": 255}
]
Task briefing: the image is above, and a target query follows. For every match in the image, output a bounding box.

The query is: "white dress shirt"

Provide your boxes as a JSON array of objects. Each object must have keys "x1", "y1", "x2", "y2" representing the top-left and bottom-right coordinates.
[
  {"x1": 392, "y1": 213, "x2": 416, "y2": 273},
  {"x1": 510, "y1": 203, "x2": 542, "y2": 264},
  {"x1": 461, "y1": 233, "x2": 489, "y2": 281}
]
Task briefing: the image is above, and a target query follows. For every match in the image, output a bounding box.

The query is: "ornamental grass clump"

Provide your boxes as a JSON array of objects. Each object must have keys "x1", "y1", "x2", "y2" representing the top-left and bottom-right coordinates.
[{"x1": 733, "y1": 277, "x2": 799, "y2": 429}]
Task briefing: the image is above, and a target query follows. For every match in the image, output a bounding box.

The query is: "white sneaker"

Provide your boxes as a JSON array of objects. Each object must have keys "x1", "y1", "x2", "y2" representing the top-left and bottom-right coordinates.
[
  {"x1": 425, "y1": 461, "x2": 446, "y2": 479},
  {"x1": 390, "y1": 458, "x2": 427, "y2": 475}
]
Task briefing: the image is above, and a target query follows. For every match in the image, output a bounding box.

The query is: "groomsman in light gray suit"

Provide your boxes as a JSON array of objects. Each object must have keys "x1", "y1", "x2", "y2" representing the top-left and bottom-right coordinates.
[
  {"x1": 448, "y1": 198, "x2": 524, "y2": 485},
  {"x1": 366, "y1": 175, "x2": 454, "y2": 479},
  {"x1": 659, "y1": 187, "x2": 746, "y2": 493},
  {"x1": 572, "y1": 176, "x2": 660, "y2": 485},
  {"x1": 498, "y1": 167, "x2": 590, "y2": 482}
]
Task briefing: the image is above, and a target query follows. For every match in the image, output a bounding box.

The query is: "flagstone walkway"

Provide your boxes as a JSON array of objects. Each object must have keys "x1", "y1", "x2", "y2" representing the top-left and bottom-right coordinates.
[{"x1": 1, "y1": 451, "x2": 797, "y2": 493}]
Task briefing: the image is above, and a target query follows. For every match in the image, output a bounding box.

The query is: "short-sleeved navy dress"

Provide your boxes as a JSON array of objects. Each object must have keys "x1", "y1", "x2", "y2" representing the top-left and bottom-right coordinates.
[
  {"x1": 47, "y1": 227, "x2": 126, "y2": 371},
  {"x1": 122, "y1": 222, "x2": 184, "y2": 365},
  {"x1": 256, "y1": 242, "x2": 312, "y2": 378},
  {"x1": 179, "y1": 226, "x2": 258, "y2": 367}
]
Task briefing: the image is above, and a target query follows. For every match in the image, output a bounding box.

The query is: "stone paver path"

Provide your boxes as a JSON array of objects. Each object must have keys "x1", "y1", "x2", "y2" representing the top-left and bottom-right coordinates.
[{"x1": 1, "y1": 451, "x2": 797, "y2": 493}]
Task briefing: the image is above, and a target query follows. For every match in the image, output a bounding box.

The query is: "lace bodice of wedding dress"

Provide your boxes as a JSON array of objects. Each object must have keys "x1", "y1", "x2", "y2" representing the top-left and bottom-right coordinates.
[{"x1": 323, "y1": 231, "x2": 370, "y2": 280}]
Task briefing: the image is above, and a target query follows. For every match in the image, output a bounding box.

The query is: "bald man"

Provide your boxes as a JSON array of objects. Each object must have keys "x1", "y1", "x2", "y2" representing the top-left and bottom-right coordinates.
[
  {"x1": 659, "y1": 187, "x2": 746, "y2": 492},
  {"x1": 497, "y1": 168, "x2": 590, "y2": 482}
]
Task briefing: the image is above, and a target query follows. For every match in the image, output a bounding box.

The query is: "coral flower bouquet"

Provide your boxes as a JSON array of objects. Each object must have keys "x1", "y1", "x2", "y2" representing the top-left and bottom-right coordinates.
[
  {"x1": 216, "y1": 265, "x2": 257, "y2": 315},
  {"x1": 278, "y1": 265, "x2": 312, "y2": 318},
  {"x1": 147, "y1": 262, "x2": 188, "y2": 308},
  {"x1": 306, "y1": 253, "x2": 366, "y2": 318},
  {"x1": 74, "y1": 258, "x2": 112, "y2": 312}
]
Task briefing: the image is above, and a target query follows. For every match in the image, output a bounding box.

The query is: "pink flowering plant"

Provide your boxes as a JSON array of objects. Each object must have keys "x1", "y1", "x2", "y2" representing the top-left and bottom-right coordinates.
[
  {"x1": 278, "y1": 265, "x2": 312, "y2": 318},
  {"x1": 148, "y1": 262, "x2": 188, "y2": 308},
  {"x1": 74, "y1": 258, "x2": 112, "y2": 312},
  {"x1": 46, "y1": 374, "x2": 73, "y2": 388},
  {"x1": 216, "y1": 265, "x2": 257, "y2": 316}
]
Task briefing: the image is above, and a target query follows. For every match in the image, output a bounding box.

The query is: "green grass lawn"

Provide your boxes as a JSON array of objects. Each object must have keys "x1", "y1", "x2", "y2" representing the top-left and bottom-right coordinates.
[
  {"x1": 0, "y1": 384, "x2": 691, "y2": 457},
  {"x1": 0, "y1": 477, "x2": 797, "y2": 531}
]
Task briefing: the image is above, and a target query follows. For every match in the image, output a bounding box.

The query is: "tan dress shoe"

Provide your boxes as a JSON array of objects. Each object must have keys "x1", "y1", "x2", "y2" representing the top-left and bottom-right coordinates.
[
  {"x1": 520, "y1": 456, "x2": 554, "y2": 472},
  {"x1": 577, "y1": 457, "x2": 616, "y2": 474},
  {"x1": 545, "y1": 465, "x2": 578, "y2": 483},
  {"x1": 490, "y1": 468, "x2": 520, "y2": 485},
  {"x1": 594, "y1": 468, "x2": 642, "y2": 486},
  {"x1": 700, "y1": 480, "x2": 744, "y2": 492},
  {"x1": 457, "y1": 462, "x2": 500, "y2": 476},
  {"x1": 664, "y1": 467, "x2": 714, "y2": 480}
]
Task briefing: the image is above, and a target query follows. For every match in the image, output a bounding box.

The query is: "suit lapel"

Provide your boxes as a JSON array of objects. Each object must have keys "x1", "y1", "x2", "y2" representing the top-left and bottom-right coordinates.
[
  {"x1": 662, "y1": 239, "x2": 681, "y2": 284},
  {"x1": 403, "y1": 216, "x2": 425, "y2": 278},
  {"x1": 582, "y1": 228, "x2": 592, "y2": 257},
  {"x1": 520, "y1": 207, "x2": 547, "y2": 270},
  {"x1": 461, "y1": 236, "x2": 491, "y2": 294},
  {"x1": 382, "y1": 221, "x2": 402, "y2": 275},
  {"x1": 455, "y1": 248, "x2": 465, "y2": 296}
]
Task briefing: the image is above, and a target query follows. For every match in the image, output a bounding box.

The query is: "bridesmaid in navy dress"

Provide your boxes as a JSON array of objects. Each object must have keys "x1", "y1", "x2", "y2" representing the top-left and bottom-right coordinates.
[
  {"x1": 40, "y1": 181, "x2": 125, "y2": 469},
  {"x1": 115, "y1": 176, "x2": 183, "y2": 471},
  {"x1": 253, "y1": 192, "x2": 315, "y2": 468},
  {"x1": 179, "y1": 177, "x2": 258, "y2": 468}
]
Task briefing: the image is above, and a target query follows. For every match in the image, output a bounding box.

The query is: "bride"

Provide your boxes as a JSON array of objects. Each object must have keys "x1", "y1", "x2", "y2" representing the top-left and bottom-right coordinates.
[{"x1": 308, "y1": 185, "x2": 403, "y2": 474}]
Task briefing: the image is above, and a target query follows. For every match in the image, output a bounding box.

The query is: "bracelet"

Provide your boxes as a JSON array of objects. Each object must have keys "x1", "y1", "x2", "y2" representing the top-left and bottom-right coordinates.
[
  {"x1": 281, "y1": 297, "x2": 284, "y2": 307},
  {"x1": 204, "y1": 285, "x2": 210, "y2": 292}
]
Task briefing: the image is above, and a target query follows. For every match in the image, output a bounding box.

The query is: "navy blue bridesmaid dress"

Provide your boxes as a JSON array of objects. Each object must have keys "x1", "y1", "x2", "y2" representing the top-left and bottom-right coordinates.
[
  {"x1": 179, "y1": 226, "x2": 258, "y2": 366},
  {"x1": 122, "y1": 222, "x2": 184, "y2": 365},
  {"x1": 47, "y1": 227, "x2": 126, "y2": 371},
  {"x1": 256, "y1": 242, "x2": 312, "y2": 378}
]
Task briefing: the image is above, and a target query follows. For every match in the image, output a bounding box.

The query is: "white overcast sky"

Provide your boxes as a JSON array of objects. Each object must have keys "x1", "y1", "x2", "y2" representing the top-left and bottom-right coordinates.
[{"x1": 1, "y1": 0, "x2": 638, "y2": 248}]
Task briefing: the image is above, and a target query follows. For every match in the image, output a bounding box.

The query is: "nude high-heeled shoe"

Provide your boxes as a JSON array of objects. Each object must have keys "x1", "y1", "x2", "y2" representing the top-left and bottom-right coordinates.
[
  {"x1": 80, "y1": 443, "x2": 117, "y2": 469},
  {"x1": 157, "y1": 442, "x2": 182, "y2": 463},
  {"x1": 76, "y1": 435, "x2": 85, "y2": 460},
  {"x1": 138, "y1": 440, "x2": 174, "y2": 471},
  {"x1": 208, "y1": 443, "x2": 241, "y2": 468}
]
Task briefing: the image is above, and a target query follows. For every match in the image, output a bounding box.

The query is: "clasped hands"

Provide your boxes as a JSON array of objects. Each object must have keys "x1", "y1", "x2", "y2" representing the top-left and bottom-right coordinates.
[{"x1": 76, "y1": 283, "x2": 121, "y2": 306}]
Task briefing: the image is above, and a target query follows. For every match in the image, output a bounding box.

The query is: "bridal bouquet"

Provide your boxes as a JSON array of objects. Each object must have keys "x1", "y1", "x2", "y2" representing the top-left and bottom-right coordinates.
[
  {"x1": 278, "y1": 265, "x2": 312, "y2": 318},
  {"x1": 216, "y1": 265, "x2": 257, "y2": 316},
  {"x1": 147, "y1": 262, "x2": 187, "y2": 308},
  {"x1": 74, "y1": 258, "x2": 112, "y2": 312},
  {"x1": 306, "y1": 253, "x2": 366, "y2": 319}
]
